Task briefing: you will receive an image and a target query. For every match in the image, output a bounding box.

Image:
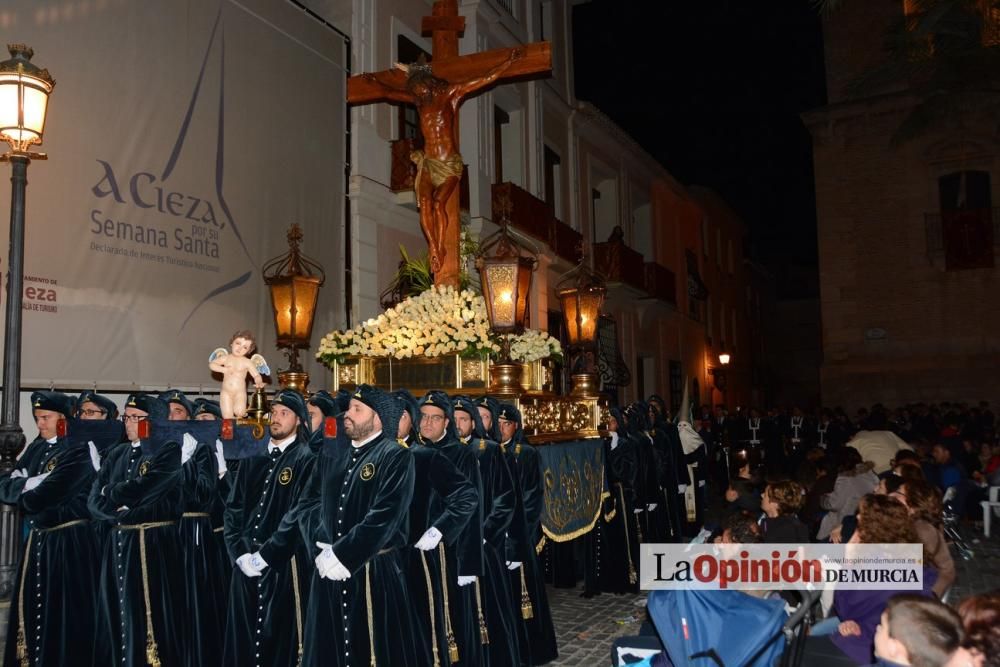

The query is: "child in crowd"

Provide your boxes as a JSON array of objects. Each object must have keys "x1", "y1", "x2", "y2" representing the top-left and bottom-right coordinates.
[{"x1": 872, "y1": 594, "x2": 964, "y2": 667}]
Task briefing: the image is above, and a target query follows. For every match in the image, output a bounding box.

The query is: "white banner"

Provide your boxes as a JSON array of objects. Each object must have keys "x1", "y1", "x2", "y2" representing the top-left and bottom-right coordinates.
[
  {"x1": 0, "y1": 0, "x2": 347, "y2": 391},
  {"x1": 639, "y1": 544, "x2": 925, "y2": 591}
]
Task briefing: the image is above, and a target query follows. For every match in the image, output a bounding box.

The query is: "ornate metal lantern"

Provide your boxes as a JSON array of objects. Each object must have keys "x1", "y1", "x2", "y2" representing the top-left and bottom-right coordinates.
[
  {"x1": 263, "y1": 224, "x2": 325, "y2": 392},
  {"x1": 555, "y1": 254, "x2": 606, "y2": 396},
  {"x1": 476, "y1": 198, "x2": 538, "y2": 395}
]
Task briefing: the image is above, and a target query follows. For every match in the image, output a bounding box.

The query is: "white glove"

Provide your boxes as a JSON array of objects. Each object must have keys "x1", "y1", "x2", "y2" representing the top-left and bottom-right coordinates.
[
  {"x1": 646, "y1": 503, "x2": 658, "y2": 512},
  {"x1": 249, "y1": 551, "x2": 268, "y2": 573},
  {"x1": 633, "y1": 507, "x2": 644, "y2": 514},
  {"x1": 506, "y1": 561, "x2": 522, "y2": 571},
  {"x1": 215, "y1": 440, "x2": 227, "y2": 479},
  {"x1": 22, "y1": 472, "x2": 50, "y2": 492},
  {"x1": 315, "y1": 542, "x2": 351, "y2": 581},
  {"x1": 88, "y1": 441, "x2": 101, "y2": 472},
  {"x1": 457, "y1": 575, "x2": 477, "y2": 587},
  {"x1": 414, "y1": 526, "x2": 443, "y2": 551},
  {"x1": 236, "y1": 553, "x2": 262, "y2": 578},
  {"x1": 181, "y1": 433, "x2": 198, "y2": 464},
  {"x1": 9, "y1": 468, "x2": 27, "y2": 479}
]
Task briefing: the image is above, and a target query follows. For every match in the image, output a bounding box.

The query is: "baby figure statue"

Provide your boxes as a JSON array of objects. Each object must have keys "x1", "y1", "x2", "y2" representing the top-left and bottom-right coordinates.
[{"x1": 209, "y1": 330, "x2": 270, "y2": 419}]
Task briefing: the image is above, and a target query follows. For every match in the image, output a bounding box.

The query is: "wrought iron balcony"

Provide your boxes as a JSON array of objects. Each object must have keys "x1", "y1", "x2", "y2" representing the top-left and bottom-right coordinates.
[
  {"x1": 592, "y1": 239, "x2": 645, "y2": 292},
  {"x1": 643, "y1": 262, "x2": 677, "y2": 305},
  {"x1": 491, "y1": 181, "x2": 581, "y2": 263}
]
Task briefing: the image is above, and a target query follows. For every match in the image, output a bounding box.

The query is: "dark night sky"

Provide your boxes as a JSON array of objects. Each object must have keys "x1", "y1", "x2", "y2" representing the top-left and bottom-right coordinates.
[{"x1": 572, "y1": 0, "x2": 827, "y2": 294}]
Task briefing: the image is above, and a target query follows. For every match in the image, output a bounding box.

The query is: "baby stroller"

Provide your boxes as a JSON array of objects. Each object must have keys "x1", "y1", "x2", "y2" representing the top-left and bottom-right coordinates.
[
  {"x1": 647, "y1": 589, "x2": 821, "y2": 667},
  {"x1": 943, "y1": 485, "x2": 975, "y2": 561}
]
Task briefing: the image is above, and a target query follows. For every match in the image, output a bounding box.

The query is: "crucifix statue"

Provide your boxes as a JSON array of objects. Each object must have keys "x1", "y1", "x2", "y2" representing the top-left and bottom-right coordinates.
[{"x1": 347, "y1": 0, "x2": 551, "y2": 288}]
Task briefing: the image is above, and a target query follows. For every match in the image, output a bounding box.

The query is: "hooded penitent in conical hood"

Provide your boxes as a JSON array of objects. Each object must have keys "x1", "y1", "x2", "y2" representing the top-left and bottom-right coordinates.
[
  {"x1": 675, "y1": 379, "x2": 705, "y2": 455},
  {"x1": 420, "y1": 390, "x2": 458, "y2": 440},
  {"x1": 452, "y1": 395, "x2": 490, "y2": 441}
]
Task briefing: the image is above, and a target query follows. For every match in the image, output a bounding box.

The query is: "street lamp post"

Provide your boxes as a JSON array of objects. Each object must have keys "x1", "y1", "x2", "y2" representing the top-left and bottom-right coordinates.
[{"x1": 0, "y1": 43, "x2": 55, "y2": 598}]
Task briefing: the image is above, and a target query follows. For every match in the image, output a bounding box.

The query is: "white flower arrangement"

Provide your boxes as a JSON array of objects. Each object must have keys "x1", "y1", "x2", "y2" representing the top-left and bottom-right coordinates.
[{"x1": 316, "y1": 285, "x2": 562, "y2": 365}]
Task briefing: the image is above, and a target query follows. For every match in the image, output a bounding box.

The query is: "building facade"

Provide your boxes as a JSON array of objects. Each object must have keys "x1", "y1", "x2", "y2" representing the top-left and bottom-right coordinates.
[
  {"x1": 804, "y1": 0, "x2": 1000, "y2": 409},
  {"x1": 334, "y1": 0, "x2": 770, "y2": 411}
]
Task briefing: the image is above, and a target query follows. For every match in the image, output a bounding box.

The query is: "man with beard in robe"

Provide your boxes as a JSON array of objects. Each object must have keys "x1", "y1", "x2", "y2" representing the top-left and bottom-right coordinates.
[
  {"x1": 447, "y1": 393, "x2": 520, "y2": 665},
  {"x1": 1, "y1": 391, "x2": 103, "y2": 667},
  {"x1": 497, "y1": 404, "x2": 558, "y2": 665},
  {"x1": 223, "y1": 389, "x2": 316, "y2": 667},
  {"x1": 297, "y1": 385, "x2": 417, "y2": 666},
  {"x1": 88, "y1": 393, "x2": 184, "y2": 666},
  {"x1": 394, "y1": 390, "x2": 479, "y2": 666}
]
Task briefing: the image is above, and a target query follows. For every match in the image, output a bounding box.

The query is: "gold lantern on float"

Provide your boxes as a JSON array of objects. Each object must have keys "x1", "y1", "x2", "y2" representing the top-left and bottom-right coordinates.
[
  {"x1": 263, "y1": 224, "x2": 325, "y2": 393},
  {"x1": 476, "y1": 195, "x2": 537, "y2": 395},
  {"x1": 555, "y1": 253, "x2": 606, "y2": 397}
]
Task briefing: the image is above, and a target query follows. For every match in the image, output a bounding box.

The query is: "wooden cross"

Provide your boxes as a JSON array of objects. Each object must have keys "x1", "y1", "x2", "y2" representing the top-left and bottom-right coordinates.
[{"x1": 347, "y1": 0, "x2": 551, "y2": 289}]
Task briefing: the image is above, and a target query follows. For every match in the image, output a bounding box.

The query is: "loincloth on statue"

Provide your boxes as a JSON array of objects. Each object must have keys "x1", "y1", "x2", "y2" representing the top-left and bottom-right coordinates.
[{"x1": 410, "y1": 150, "x2": 464, "y2": 190}]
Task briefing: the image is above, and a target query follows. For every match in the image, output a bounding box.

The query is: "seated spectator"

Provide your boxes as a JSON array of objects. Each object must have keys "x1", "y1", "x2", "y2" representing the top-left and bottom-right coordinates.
[
  {"x1": 761, "y1": 480, "x2": 810, "y2": 543},
  {"x1": 893, "y1": 480, "x2": 956, "y2": 598},
  {"x1": 971, "y1": 442, "x2": 1000, "y2": 486},
  {"x1": 951, "y1": 591, "x2": 1000, "y2": 667},
  {"x1": 931, "y1": 443, "x2": 966, "y2": 494},
  {"x1": 804, "y1": 494, "x2": 938, "y2": 666},
  {"x1": 818, "y1": 447, "x2": 878, "y2": 541},
  {"x1": 873, "y1": 594, "x2": 964, "y2": 667},
  {"x1": 724, "y1": 451, "x2": 762, "y2": 517},
  {"x1": 802, "y1": 457, "x2": 838, "y2": 537},
  {"x1": 893, "y1": 459, "x2": 926, "y2": 482}
]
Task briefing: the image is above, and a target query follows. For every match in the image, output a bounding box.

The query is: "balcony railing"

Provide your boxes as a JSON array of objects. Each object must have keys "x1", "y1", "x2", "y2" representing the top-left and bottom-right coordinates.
[
  {"x1": 593, "y1": 239, "x2": 645, "y2": 292},
  {"x1": 644, "y1": 262, "x2": 677, "y2": 305},
  {"x1": 491, "y1": 182, "x2": 581, "y2": 263}
]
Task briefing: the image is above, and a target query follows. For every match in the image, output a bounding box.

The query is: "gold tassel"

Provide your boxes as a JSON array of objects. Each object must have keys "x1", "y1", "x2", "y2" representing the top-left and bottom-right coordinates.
[
  {"x1": 519, "y1": 567, "x2": 534, "y2": 620},
  {"x1": 418, "y1": 551, "x2": 441, "y2": 667},
  {"x1": 618, "y1": 484, "x2": 638, "y2": 585},
  {"x1": 365, "y1": 563, "x2": 377, "y2": 667},
  {"x1": 145, "y1": 630, "x2": 161, "y2": 667},
  {"x1": 139, "y1": 526, "x2": 161, "y2": 667},
  {"x1": 437, "y1": 544, "x2": 459, "y2": 663},
  {"x1": 475, "y1": 579, "x2": 489, "y2": 645},
  {"x1": 290, "y1": 556, "x2": 304, "y2": 664},
  {"x1": 16, "y1": 530, "x2": 33, "y2": 667},
  {"x1": 16, "y1": 628, "x2": 28, "y2": 667}
]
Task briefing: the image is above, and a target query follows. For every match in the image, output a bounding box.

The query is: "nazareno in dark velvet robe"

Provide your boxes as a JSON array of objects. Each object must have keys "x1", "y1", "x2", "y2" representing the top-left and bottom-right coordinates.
[
  {"x1": 178, "y1": 439, "x2": 229, "y2": 667},
  {"x1": 602, "y1": 434, "x2": 641, "y2": 594},
  {"x1": 428, "y1": 436, "x2": 486, "y2": 667},
  {"x1": 88, "y1": 440, "x2": 185, "y2": 667},
  {"x1": 502, "y1": 441, "x2": 558, "y2": 666},
  {"x1": 223, "y1": 439, "x2": 316, "y2": 667},
  {"x1": 462, "y1": 436, "x2": 521, "y2": 667},
  {"x1": 297, "y1": 432, "x2": 417, "y2": 667},
  {"x1": 402, "y1": 443, "x2": 479, "y2": 666},
  {"x1": 0, "y1": 437, "x2": 102, "y2": 667}
]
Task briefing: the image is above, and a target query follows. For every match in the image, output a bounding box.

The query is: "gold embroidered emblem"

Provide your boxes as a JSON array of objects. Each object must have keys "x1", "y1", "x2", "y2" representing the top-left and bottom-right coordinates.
[
  {"x1": 360, "y1": 462, "x2": 375, "y2": 481},
  {"x1": 139, "y1": 461, "x2": 151, "y2": 476},
  {"x1": 45, "y1": 457, "x2": 57, "y2": 472},
  {"x1": 278, "y1": 467, "x2": 293, "y2": 485}
]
